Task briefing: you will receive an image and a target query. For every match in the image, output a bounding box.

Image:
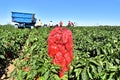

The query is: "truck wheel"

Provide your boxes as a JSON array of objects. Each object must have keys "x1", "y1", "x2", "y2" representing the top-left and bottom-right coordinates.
[
  {"x1": 31, "y1": 26, "x2": 34, "y2": 29},
  {"x1": 14, "y1": 24, "x2": 18, "y2": 28}
]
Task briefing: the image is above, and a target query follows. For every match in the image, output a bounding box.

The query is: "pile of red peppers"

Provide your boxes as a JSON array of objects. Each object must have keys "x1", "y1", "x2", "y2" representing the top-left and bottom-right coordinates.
[{"x1": 48, "y1": 26, "x2": 73, "y2": 78}]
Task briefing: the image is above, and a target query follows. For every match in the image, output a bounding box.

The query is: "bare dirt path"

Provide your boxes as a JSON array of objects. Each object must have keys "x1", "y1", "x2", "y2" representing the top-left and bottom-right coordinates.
[{"x1": 1, "y1": 62, "x2": 15, "y2": 80}]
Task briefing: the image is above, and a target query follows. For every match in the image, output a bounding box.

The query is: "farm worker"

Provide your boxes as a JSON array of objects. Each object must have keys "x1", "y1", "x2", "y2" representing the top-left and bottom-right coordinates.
[
  {"x1": 68, "y1": 21, "x2": 71, "y2": 26},
  {"x1": 68, "y1": 21, "x2": 74, "y2": 27},
  {"x1": 49, "y1": 21, "x2": 53, "y2": 28},
  {"x1": 59, "y1": 21, "x2": 63, "y2": 27},
  {"x1": 55, "y1": 24, "x2": 59, "y2": 27},
  {"x1": 35, "y1": 19, "x2": 42, "y2": 28},
  {"x1": 71, "y1": 22, "x2": 74, "y2": 27}
]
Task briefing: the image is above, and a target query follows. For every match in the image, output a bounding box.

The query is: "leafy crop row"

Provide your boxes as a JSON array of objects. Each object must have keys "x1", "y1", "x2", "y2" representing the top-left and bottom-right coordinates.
[
  {"x1": 71, "y1": 27, "x2": 120, "y2": 80},
  {"x1": 0, "y1": 25, "x2": 30, "y2": 78}
]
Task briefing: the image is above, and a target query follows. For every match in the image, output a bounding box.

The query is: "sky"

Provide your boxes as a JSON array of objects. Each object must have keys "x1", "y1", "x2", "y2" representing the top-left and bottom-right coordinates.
[{"x1": 0, "y1": 0, "x2": 120, "y2": 26}]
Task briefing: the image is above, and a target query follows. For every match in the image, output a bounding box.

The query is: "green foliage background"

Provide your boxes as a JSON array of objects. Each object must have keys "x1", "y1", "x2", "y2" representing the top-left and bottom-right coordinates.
[{"x1": 0, "y1": 25, "x2": 120, "y2": 80}]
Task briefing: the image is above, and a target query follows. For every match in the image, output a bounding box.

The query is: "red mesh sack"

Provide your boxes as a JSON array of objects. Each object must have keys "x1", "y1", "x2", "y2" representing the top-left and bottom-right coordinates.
[{"x1": 48, "y1": 26, "x2": 73, "y2": 78}]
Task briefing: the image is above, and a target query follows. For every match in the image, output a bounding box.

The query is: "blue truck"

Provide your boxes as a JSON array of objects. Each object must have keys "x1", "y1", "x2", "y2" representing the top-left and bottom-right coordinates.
[{"x1": 12, "y1": 12, "x2": 36, "y2": 28}]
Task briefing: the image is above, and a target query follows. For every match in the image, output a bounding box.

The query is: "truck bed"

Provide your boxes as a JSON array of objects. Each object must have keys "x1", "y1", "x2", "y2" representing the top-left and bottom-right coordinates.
[{"x1": 12, "y1": 12, "x2": 36, "y2": 23}]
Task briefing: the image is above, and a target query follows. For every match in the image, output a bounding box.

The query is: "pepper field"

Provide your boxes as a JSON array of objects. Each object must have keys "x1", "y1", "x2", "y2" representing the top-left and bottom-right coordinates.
[{"x1": 0, "y1": 25, "x2": 120, "y2": 80}]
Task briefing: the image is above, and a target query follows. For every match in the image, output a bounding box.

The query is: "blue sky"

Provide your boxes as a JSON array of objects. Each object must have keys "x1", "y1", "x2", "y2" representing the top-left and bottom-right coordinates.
[{"x1": 0, "y1": 0, "x2": 120, "y2": 26}]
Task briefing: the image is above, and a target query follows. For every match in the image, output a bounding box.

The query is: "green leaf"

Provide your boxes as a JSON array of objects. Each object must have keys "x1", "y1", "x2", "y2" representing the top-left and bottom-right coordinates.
[
  {"x1": 38, "y1": 76, "x2": 44, "y2": 80},
  {"x1": 53, "y1": 74, "x2": 60, "y2": 80},
  {"x1": 17, "y1": 70, "x2": 23, "y2": 80},
  {"x1": 115, "y1": 59, "x2": 119, "y2": 64},
  {"x1": 117, "y1": 76, "x2": 120, "y2": 80},
  {"x1": 81, "y1": 68, "x2": 89, "y2": 80},
  {"x1": 61, "y1": 74, "x2": 68, "y2": 80},
  {"x1": 87, "y1": 67, "x2": 93, "y2": 79},
  {"x1": 44, "y1": 71, "x2": 50, "y2": 80},
  {"x1": 101, "y1": 73, "x2": 107, "y2": 80},
  {"x1": 102, "y1": 48, "x2": 108, "y2": 55},
  {"x1": 0, "y1": 55, "x2": 5, "y2": 59},
  {"x1": 108, "y1": 72, "x2": 115, "y2": 80},
  {"x1": 89, "y1": 59, "x2": 99, "y2": 66},
  {"x1": 90, "y1": 65, "x2": 97, "y2": 73},
  {"x1": 74, "y1": 68, "x2": 82, "y2": 78},
  {"x1": 96, "y1": 48, "x2": 100, "y2": 55},
  {"x1": 98, "y1": 66, "x2": 102, "y2": 73},
  {"x1": 106, "y1": 62, "x2": 117, "y2": 71}
]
